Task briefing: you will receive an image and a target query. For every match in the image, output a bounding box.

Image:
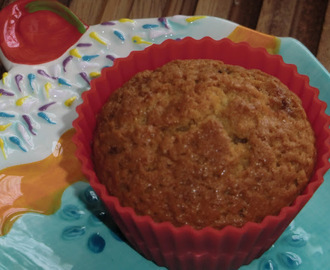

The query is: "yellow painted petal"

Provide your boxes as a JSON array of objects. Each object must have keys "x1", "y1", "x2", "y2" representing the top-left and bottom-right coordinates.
[
  {"x1": 185, "y1": 16, "x2": 206, "y2": 23},
  {"x1": 64, "y1": 96, "x2": 77, "y2": 107},
  {"x1": 0, "y1": 137, "x2": 6, "y2": 159},
  {"x1": 89, "y1": 72, "x2": 101, "y2": 78},
  {"x1": 0, "y1": 123, "x2": 11, "y2": 131},
  {"x1": 44, "y1": 82, "x2": 52, "y2": 98},
  {"x1": 2, "y1": 72, "x2": 8, "y2": 85},
  {"x1": 119, "y1": 18, "x2": 135, "y2": 23},
  {"x1": 16, "y1": 96, "x2": 30, "y2": 106},
  {"x1": 89, "y1": 32, "x2": 107, "y2": 45},
  {"x1": 69, "y1": 48, "x2": 82, "y2": 58},
  {"x1": 132, "y1": 36, "x2": 152, "y2": 45}
]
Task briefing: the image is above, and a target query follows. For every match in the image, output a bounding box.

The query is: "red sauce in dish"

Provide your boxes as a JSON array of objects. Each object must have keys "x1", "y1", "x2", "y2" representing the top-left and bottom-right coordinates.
[{"x1": 0, "y1": 0, "x2": 88, "y2": 65}]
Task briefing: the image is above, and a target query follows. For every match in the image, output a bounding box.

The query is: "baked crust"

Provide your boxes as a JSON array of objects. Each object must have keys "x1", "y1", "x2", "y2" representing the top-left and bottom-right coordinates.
[{"x1": 93, "y1": 59, "x2": 316, "y2": 229}]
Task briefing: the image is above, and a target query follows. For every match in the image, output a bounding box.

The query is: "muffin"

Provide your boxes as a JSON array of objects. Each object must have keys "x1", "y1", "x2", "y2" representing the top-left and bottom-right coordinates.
[
  {"x1": 92, "y1": 59, "x2": 316, "y2": 230},
  {"x1": 73, "y1": 37, "x2": 330, "y2": 270}
]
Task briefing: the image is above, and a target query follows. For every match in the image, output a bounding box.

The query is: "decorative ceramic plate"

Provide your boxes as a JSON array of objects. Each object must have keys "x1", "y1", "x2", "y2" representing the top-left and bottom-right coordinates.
[{"x1": 0, "y1": 1, "x2": 329, "y2": 269}]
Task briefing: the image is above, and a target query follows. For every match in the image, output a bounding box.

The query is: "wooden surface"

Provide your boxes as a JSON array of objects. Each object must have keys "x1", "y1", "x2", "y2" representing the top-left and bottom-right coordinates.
[{"x1": 0, "y1": 0, "x2": 329, "y2": 72}]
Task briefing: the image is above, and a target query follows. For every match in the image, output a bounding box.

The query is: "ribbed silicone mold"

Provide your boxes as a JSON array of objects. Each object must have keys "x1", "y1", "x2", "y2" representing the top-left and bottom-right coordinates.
[{"x1": 72, "y1": 37, "x2": 330, "y2": 270}]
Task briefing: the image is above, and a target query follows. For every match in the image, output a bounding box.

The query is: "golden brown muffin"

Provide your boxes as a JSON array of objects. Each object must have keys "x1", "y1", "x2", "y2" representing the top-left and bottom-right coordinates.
[{"x1": 92, "y1": 59, "x2": 316, "y2": 230}]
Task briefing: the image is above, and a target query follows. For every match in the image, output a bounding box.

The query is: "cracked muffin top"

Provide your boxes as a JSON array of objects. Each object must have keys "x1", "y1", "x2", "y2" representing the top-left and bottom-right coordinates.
[{"x1": 92, "y1": 59, "x2": 316, "y2": 229}]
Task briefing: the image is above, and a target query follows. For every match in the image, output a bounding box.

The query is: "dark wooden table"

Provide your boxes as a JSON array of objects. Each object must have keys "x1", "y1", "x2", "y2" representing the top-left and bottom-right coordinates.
[{"x1": 0, "y1": 0, "x2": 329, "y2": 72}]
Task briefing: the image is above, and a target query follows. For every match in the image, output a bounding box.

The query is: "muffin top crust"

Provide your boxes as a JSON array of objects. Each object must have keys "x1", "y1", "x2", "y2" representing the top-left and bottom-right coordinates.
[{"x1": 93, "y1": 59, "x2": 316, "y2": 229}]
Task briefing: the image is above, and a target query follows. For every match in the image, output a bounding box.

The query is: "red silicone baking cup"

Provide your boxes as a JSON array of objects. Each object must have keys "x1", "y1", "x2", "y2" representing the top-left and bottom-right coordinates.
[{"x1": 72, "y1": 37, "x2": 330, "y2": 270}]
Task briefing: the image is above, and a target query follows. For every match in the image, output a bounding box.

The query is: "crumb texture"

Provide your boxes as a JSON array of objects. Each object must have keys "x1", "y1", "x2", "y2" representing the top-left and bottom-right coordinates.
[{"x1": 93, "y1": 59, "x2": 316, "y2": 229}]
